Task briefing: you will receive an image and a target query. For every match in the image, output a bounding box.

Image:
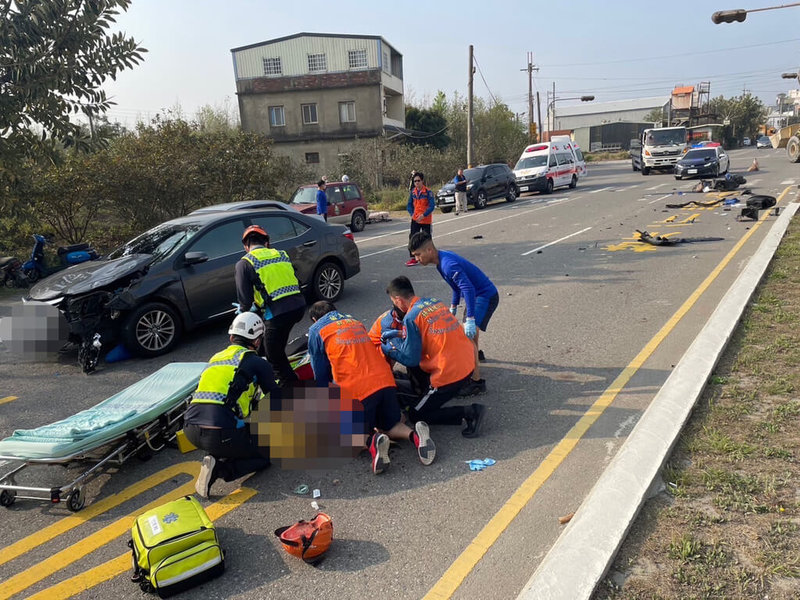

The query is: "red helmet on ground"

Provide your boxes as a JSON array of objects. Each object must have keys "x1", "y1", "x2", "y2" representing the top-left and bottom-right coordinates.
[
  {"x1": 242, "y1": 225, "x2": 268, "y2": 244},
  {"x1": 274, "y1": 512, "x2": 333, "y2": 563}
]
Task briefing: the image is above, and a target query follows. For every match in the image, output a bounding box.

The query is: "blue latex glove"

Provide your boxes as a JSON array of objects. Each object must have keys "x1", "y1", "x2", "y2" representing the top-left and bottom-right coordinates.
[
  {"x1": 381, "y1": 341, "x2": 397, "y2": 356},
  {"x1": 380, "y1": 329, "x2": 402, "y2": 343},
  {"x1": 450, "y1": 305, "x2": 458, "y2": 316},
  {"x1": 235, "y1": 417, "x2": 246, "y2": 429},
  {"x1": 249, "y1": 304, "x2": 259, "y2": 313},
  {"x1": 464, "y1": 317, "x2": 477, "y2": 339}
]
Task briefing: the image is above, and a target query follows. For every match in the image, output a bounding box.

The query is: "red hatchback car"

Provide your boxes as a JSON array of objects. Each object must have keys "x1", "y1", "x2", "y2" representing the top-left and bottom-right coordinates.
[{"x1": 289, "y1": 181, "x2": 369, "y2": 232}]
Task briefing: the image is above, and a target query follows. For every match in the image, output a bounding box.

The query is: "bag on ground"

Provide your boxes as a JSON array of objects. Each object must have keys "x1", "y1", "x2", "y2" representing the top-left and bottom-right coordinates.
[{"x1": 129, "y1": 495, "x2": 224, "y2": 597}]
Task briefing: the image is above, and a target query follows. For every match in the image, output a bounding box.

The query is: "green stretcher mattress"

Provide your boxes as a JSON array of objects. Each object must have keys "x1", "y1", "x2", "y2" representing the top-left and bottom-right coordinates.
[{"x1": 0, "y1": 362, "x2": 207, "y2": 460}]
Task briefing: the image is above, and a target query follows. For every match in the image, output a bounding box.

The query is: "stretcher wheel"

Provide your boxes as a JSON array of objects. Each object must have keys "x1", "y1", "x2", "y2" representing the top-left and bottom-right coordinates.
[
  {"x1": 0, "y1": 489, "x2": 16, "y2": 507},
  {"x1": 67, "y1": 488, "x2": 85, "y2": 512}
]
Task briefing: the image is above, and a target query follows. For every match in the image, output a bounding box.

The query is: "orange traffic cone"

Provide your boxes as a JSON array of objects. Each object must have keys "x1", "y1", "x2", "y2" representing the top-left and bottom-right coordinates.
[{"x1": 747, "y1": 158, "x2": 759, "y2": 172}]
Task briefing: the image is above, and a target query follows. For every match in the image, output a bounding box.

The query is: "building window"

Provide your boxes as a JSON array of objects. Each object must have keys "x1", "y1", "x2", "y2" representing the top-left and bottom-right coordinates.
[
  {"x1": 268, "y1": 106, "x2": 285, "y2": 127},
  {"x1": 305, "y1": 152, "x2": 320, "y2": 164},
  {"x1": 307, "y1": 53, "x2": 327, "y2": 73},
  {"x1": 301, "y1": 103, "x2": 318, "y2": 124},
  {"x1": 263, "y1": 57, "x2": 282, "y2": 76},
  {"x1": 348, "y1": 49, "x2": 367, "y2": 69},
  {"x1": 339, "y1": 101, "x2": 356, "y2": 123},
  {"x1": 382, "y1": 51, "x2": 390, "y2": 74}
]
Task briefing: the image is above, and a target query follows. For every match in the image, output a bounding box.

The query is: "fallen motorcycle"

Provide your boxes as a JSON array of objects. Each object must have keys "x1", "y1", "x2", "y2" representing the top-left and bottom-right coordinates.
[
  {"x1": 0, "y1": 256, "x2": 28, "y2": 288},
  {"x1": 22, "y1": 234, "x2": 99, "y2": 283}
]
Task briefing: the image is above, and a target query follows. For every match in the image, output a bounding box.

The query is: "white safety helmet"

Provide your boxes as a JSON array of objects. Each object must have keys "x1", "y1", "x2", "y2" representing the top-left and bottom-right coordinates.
[{"x1": 228, "y1": 312, "x2": 265, "y2": 340}]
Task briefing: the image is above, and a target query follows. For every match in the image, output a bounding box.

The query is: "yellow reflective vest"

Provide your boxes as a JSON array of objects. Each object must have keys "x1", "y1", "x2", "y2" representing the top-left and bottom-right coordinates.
[
  {"x1": 242, "y1": 247, "x2": 301, "y2": 309},
  {"x1": 191, "y1": 345, "x2": 256, "y2": 418}
]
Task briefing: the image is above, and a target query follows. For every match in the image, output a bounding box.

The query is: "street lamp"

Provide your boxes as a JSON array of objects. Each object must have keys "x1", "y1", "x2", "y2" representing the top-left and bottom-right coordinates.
[
  {"x1": 547, "y1": 95, "x2": 594, "y2": 139},
  {"x1": 712, "y1": 2, "x2": 800, "y2": 23}
]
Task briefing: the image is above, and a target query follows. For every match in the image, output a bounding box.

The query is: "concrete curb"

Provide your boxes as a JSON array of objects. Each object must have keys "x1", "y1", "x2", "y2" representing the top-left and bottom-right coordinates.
[{"x1": 517, "y1": 200, "x2": 799, "y2": 600}]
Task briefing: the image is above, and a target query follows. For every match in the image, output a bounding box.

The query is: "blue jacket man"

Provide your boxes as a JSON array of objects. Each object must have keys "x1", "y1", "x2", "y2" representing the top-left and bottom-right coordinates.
[{"x1": 316, "y1": 180, "x2": 328, "y2": 221}]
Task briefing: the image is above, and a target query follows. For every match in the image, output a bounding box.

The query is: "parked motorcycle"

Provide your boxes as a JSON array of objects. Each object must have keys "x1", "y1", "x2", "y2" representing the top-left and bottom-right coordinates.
[
  {"x1": 0, "y1": 256, "x2": 28, "y2": 288},
  {"x1": 22, "y1": 234, "x2": 99, "y2": 283}
]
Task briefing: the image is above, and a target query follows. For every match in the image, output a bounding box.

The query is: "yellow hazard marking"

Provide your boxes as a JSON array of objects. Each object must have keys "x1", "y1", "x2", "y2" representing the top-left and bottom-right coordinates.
[
  {"x1": 25, "y1": 487, "x2": 257, "y2": 600},
  {"x1": 0, "y1": 461, "x2": 200, "y2": 568},
  {"x1": 661, "y1": 215, "x2": 677, "y2": 223},
  {"x1": 0, "y1": 396, "x2": 18, "y2": 405},
  {"x1": 605, "y1": 241, "x2": 657, "y2": 252},
  {"x1": 423, "y1": 186, "x2": 792, "y2": 600}
]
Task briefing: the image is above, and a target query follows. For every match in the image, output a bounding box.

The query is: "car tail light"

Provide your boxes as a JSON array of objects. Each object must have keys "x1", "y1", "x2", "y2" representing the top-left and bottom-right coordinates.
[{"x1": 343, "y1": 230, "x2": 354, "y2": 241}]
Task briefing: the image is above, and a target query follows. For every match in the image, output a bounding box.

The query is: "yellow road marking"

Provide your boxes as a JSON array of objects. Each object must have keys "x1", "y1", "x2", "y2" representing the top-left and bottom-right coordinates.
[
  {"x1": 423, "y1": 187, "x2": 791, "y2": 600},
  {"x1": 25, "y1": 487, "x2": 257, "y2": 600},
  {"x1": 0, "y1": 461, "x2": 200, "y2": 567},
  {"x1": 0, "y1": 396, "x2": 18, "y2": 405},
  {"x1": 2, "y1": 480, "x2": 202, "y2": 598}
]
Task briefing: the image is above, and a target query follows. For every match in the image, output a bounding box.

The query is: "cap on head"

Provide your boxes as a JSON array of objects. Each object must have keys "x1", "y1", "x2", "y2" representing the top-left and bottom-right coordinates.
[{"x1": 242, "y1": 225, "x2": 268, "y2": 245}]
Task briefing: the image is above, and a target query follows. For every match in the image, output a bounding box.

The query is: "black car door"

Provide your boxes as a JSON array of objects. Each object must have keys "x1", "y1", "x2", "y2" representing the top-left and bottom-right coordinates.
[
  {"x1": 486, "y1": 166, "x2": 502, "y2": 199},
  {"x1": 246, "y1": 214, "x2": 317, "y2": 289},
  {"x1": 179, "y1": 218, "x2": 247, "y2": 322}
]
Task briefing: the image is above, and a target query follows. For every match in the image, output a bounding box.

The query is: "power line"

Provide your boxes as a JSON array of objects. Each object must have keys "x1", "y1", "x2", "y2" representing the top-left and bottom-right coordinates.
[{"x1": 472, "y1": 53, "x2": 498, "y2": 106}]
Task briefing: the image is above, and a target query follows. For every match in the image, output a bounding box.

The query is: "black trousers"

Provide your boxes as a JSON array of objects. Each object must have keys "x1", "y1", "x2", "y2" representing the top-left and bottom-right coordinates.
[
  {"x1": 264, "y1": 306, "x2": 306, "y2": 385},
  {"x1": 396, "y1": 368, "x2": 472, "y2": 426},
  {"x1": 184, "y1": 424, "x2": 270, "y2": 481},
  {"x1": 409, "y1": 221, "x2": 432, "y2": 256}
]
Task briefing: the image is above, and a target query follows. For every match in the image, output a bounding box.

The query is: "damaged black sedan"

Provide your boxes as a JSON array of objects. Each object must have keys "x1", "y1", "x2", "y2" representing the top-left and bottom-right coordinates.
[{"x1": 27, "y1": 209, "x2": 360, "y2": 371}]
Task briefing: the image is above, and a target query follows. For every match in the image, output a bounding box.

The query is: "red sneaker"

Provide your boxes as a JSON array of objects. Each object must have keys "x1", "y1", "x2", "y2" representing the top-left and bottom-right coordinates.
[
  {"x1": 411, "y1": 421, "x2": 436, "y2": 465},
  {"x1": 405, "y1": 257, "x2": 419, "y2": 266},
  {"x1": 369, "y1": 433, "x2": 390, "y2": 474}
]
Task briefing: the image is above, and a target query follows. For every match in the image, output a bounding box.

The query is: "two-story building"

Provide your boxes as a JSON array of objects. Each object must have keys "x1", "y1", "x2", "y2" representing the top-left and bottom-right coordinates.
[{"x1": 231, "y1": 32, "x2": 405, "y2": 176}]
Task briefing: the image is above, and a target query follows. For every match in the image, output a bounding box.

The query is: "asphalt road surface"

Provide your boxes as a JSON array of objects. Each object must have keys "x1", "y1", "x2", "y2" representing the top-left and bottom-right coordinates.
[{"x1": 0, "y1": 146, "x2": 796, "y2": 600}]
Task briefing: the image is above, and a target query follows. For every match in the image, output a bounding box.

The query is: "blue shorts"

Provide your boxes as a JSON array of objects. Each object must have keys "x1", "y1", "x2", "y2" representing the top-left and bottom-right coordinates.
[
  {"x1": 360, "y1": 386, "x2": 402, "y2": 433},
  {"x1": 474, "y1": 293, "x2": 499, "y2": 331}
]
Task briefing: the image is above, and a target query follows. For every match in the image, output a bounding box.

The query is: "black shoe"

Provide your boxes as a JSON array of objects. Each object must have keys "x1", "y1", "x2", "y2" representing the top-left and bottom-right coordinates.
[
  {"x1": 463, "y1": 403, "x2": 486, "y2": 438},
  {"x1": 458, "y1": 378, "x2": 486, "y2": 397},
  {"x1": 478, "y1": 349, "x2": 486, "y2": 362}
]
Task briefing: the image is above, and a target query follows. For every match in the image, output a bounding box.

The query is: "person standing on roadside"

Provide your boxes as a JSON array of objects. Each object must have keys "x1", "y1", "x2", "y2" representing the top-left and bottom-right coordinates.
[
  {"x1": 405, "y1": 171, "x2": 435, "y2": 267},
  {"x1": 453, "y1": 168, "x2": 468, "y2": 215},
  {"x1": 315, "y1": 180, "x2": 328, "y2": 222}
]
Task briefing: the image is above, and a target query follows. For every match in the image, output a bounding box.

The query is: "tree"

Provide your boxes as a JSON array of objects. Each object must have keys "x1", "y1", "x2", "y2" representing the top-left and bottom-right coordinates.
[
  {"x1": 709, "y1": 94, "x2": 767, "y2": 147},
  {"x1": 643, "y1": 108, "x2": 664, "y2": 125},
  {"x1": 404, "y1": 106, "x2": 450, "y2": 149},
  {"x1": 0, "y1": 0, "x2": 146, "y2": 178}
]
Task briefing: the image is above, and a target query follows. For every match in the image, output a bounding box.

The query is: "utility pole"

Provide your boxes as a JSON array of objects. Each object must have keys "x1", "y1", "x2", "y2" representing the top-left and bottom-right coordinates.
[
  {"x1": 522, "y1": 52, "x2": 538, "y2": 142},
  {"x1": 536, "y1": 91, "x2": 542, "y2": 144},
  {"x1": 551, "y1": 81, "x2": 556, "y2": 137},
  {"x1": 467, "y1": 44, "x2": 474, "y2": 168}
]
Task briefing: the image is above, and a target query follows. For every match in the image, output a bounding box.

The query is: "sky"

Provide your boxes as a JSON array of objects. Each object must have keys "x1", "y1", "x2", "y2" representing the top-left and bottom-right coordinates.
[{"x1": 100, "y1": 0, "x2": 800, "y2": 127}]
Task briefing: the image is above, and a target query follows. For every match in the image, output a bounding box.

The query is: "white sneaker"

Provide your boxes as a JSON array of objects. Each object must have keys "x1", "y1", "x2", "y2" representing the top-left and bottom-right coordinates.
[
  {"x1": 195, "y1": 455, "x2": 216, "y2": 498},
  {"x1": 413, "y1": 421, "x2": 436, "y2": 465}
]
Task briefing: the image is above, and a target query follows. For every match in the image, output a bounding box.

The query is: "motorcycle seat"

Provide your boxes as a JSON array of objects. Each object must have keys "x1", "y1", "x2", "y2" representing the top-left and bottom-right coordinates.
[
  {"x1": 0, "y1": 256, "x2": 19, "y2": 268},
  {"x1": 57, "y1": 243, "x2": 90, "y2": 255}
]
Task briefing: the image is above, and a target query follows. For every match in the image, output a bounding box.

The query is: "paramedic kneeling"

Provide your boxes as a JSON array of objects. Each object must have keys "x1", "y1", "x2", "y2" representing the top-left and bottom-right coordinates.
[{"x1": 184, "y1": 312, "x2": 279, "y2": 498}]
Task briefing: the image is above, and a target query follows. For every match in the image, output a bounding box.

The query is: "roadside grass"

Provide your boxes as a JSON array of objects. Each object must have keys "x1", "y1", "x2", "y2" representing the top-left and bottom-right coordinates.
[{"x1": 593, "y1": 214, "x2": 800, "y2": 600}]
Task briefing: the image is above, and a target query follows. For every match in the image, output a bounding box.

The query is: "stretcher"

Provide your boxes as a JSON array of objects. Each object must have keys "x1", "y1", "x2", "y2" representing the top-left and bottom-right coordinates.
[{"x1": 0, "y1": 362, "x2": 207, "y2": 511}]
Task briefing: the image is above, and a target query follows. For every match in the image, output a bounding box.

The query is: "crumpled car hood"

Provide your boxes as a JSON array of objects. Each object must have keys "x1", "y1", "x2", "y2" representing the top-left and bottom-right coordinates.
[{"x1": 28, "y1": 255, "x2": 152, "y2": 300}]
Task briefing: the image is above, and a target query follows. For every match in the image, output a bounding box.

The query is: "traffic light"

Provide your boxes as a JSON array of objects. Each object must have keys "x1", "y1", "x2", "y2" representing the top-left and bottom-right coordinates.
[{"x1": 711, "y1": 9, "x2": 746, "y2": 24}]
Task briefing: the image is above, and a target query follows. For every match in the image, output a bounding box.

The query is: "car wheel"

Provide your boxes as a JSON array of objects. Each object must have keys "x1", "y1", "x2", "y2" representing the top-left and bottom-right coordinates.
[
  {"x1": 350, "y1": 211, "x2": 366, "y2": 233},
  {"x1": 675, "y1": 175, "x2": 682, "y2": 180},
  {"x1": 641, "y1": 166, "x2": 650, "y2": 176},
  {"x1": 440, "y1": 207, "x2": 453, "y2": 213},
  {"x1": 123, "y1": 301, "x2": 182, "y2": 357},
  {"x1": 569, "y1": 175, "x2": 577, "y2": 189},
  {"x1": 475, "y1": 190, "x2": 488, "y2": 209},
  {"x1": 632, "y1": 162, "x2": 638, "y2": 172},
  {"x1": 313, "y1": 261, "x2": 344, "y2": 302},
  {"x1": 544, "y1": 178, "x2": 554, "y2": 194},
  {"x1": 506, "y1": 185, "x2": 517, "y2": 202},
  {"x1": 25, "y1": 269, "x2": 40, "y2": 284}
]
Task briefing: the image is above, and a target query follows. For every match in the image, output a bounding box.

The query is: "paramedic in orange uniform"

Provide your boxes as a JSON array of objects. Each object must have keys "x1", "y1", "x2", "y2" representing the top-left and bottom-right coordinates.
[
  {"x1": 307, "y1": 300, "x2": 435, "y2": 474},
  {"x1": 381, "y1": 276, "x2": 486, "y2": 438}
]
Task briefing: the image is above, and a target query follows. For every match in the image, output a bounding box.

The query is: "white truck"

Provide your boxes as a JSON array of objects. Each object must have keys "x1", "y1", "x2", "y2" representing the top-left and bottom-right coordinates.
[{"x1": 631, "y1": 126, "x2": 688, "y2": 175}]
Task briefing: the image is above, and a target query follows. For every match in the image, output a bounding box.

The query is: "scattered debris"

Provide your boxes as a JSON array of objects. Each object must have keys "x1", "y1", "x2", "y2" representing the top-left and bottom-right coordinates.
[
  {"x1": 332, "y1": 479, "x2": 341, "y2": 486},
  {"x1": 665, "y1": 198, "x2": 723, "y2": 209},
  {"x1": 294, "y1": 484, "x2": 310, "y2": 495},
  {"x1": 366, "y1": 211, "x2": 391, "y2": 223},
  {"x1": 466, "y1": 458, "x2": 496, "y2": 471},
  {"x1": 473, "y1": 235, "x2": 483, "y2": 239},
  {"x1": 312, "y1": 488, "x2": 321, "y2": 499},
  {"x1": 558, "y1": 512, "x2": 575, "y2": 525},
  {"x1": 311, "y1": 501, "x2": 320, "y2": 510},
  {"x1": 636, "y1": 230, "x2": 725, "y2": 246},
  {"x1": 737, "y1": 195, "x2": 777, "y2": 221}
]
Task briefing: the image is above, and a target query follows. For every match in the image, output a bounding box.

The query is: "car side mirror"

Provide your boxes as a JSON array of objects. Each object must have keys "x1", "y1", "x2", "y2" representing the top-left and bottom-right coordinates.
[{"x1": 184, "y1": 251, "x2": 209, "y2": 266}]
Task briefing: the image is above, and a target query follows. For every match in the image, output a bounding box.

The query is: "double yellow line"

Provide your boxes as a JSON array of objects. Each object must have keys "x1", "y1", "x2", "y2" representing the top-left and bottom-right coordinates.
[{"x1": 1, "y1": 462, "x2": 255, "y2": 600}]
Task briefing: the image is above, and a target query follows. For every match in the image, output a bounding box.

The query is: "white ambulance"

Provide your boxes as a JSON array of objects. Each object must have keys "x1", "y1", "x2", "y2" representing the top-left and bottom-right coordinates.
[{"x1": 513, "y1": 137, "x2": 587, "y2": 195}]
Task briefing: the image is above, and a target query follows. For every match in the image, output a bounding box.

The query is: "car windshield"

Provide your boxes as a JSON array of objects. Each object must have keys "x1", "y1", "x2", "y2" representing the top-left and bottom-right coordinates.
[
  {"x1": 758, "y1": 136, "x2": 770, "y2": 142},
  {"x1": 289, "y1": 187, "x2": 318, "y2": 205},
  {"x1": 645, "y1": 129, "x2": 686, "y2": 147},
  {"x1": 464, "y1": 168, "x2": 483, "y2": 180},
  {"x1": 683, "y1": 149, "x2": 716, "y2": 160},
  {"x1": 514, "y1": 155, "x2": 548, "y2": 169},
  {"x1": 107, "y1": 223, "x2": 203, "y2": 263}
]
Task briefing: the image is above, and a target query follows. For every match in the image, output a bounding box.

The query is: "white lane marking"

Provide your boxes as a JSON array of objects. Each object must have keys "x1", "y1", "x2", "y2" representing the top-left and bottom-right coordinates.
[
  {"x1": 589, "y1": 187, "x2": 613, "y2": 194},
  {"x1": 649, "y1": 194, "x2": 672, "y2": 205},
  {"x1": 360, "y1": 197, "x2": 574, "y2": 259},
  {"x1": 780, "y1": 179, "x2": 796, "y2": 185},
  {"x1": 645, "y1": 183, "x2": 667, "y2": 190},
  {"x1": 521, "y1": 226, "x2": 593, "y2": 256}
]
